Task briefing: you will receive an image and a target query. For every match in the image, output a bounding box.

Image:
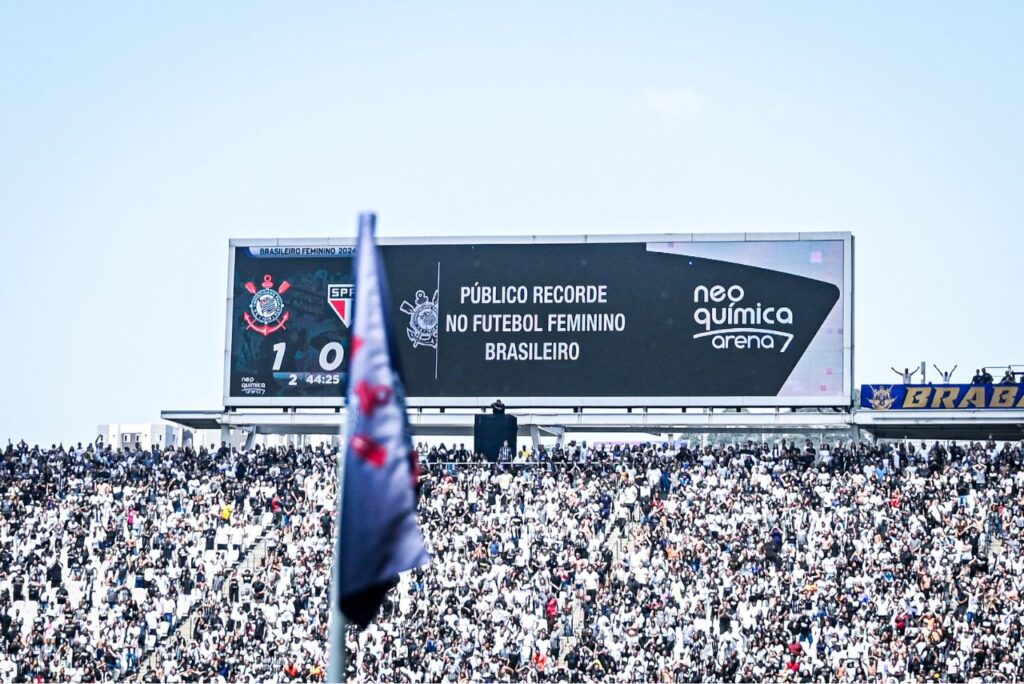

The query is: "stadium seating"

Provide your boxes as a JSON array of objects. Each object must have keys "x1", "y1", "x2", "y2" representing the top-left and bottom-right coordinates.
[{"x1": 3, "y1": 438, "x2": 1024, "y2": 681}]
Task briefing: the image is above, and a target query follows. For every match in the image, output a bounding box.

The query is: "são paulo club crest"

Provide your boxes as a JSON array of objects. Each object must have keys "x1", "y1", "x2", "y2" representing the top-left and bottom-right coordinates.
[
  {"x1": 243, "y1": 274, "x2": 291, "y2": 336},
  {"x1": 328, "y1": 284, "x2": 354, "y2": 327},
  {"x1": 400, "y1": 288, "x2": 438, "y2": 349}
]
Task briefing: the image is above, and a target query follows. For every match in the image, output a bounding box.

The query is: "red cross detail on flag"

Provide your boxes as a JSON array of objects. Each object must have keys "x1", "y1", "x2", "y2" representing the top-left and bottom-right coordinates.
[
  {"x1": 350, "y1": 434, "x2": 386, "y2": 468},
  {"x1": 356, "y1": 380, "x2": 392, "y2": 417}
]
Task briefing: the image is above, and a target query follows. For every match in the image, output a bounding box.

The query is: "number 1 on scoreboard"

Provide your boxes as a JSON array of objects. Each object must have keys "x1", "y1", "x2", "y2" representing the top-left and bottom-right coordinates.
[{"x1": 272, "y1": 342, "x2": 286, "y2": 371}]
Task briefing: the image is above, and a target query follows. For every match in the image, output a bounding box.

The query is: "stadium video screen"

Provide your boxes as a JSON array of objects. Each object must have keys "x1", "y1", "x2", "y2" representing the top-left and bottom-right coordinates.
[{"x1": 224, "y1": 235, "x2": 851, "y2": 407}]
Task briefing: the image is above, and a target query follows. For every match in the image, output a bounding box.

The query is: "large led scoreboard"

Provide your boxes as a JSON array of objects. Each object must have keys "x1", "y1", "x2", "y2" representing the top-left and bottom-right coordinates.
[{"x1": 224, "y1": 234, "x2": 852, "y2": 408}]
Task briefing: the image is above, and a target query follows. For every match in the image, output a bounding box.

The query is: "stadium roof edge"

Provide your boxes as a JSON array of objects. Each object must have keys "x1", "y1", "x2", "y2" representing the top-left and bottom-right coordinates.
[{"x1": 162, "y1": 406, "x2": 1024, "y2": 442}]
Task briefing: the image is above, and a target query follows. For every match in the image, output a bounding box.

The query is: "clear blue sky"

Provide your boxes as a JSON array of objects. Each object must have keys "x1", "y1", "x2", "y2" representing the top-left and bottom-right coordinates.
[{"x1": 2, "y1": 3, "x2": 1021, "y2": 445}]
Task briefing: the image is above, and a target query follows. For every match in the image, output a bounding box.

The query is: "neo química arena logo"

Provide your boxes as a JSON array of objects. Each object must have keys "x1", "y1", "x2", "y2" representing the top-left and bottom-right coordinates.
[{"x1": 692, "y1": 284, "x2": 795, "y2": 352}]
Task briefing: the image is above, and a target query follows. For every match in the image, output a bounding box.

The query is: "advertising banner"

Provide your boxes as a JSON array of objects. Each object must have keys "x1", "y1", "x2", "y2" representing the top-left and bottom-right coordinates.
[{"x1": 861, "y1": 384, "x2": 1024, "y2": 410}]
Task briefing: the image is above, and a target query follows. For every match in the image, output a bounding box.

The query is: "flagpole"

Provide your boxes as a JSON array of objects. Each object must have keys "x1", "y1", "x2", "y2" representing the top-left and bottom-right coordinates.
[{"x1": 327, "y1": 435, "x2": 348, "y2": 683}]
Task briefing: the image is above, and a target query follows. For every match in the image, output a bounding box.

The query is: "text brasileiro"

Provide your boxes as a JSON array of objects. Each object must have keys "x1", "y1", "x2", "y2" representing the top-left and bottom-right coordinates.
[{"x1": 448, "y1": 284, "x2": 625, "y2": 361}]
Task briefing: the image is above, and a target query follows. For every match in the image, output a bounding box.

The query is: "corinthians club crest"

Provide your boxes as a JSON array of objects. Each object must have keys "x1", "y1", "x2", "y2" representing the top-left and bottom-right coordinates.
[
  {"x1": 400, "y1": 289, "x2": 438, "y2": 349},
  {"x1": 244, "y1": 274, "x2": 291, "y2": 336}
]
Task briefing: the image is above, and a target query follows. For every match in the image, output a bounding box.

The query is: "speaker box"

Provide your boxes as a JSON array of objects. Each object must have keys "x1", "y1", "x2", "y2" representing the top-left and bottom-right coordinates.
[{"x1": 473, "y1": 414, "x2": 518, "y2": 461}]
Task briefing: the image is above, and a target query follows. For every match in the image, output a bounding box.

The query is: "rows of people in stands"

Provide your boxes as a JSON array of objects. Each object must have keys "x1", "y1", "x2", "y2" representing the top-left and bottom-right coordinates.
[
  {"x1": 3, "y1": 436, "x2": 1024, "y2": 681},
  {"x1": 0, "y1": 439, "x2": 330, "y2": 682}
]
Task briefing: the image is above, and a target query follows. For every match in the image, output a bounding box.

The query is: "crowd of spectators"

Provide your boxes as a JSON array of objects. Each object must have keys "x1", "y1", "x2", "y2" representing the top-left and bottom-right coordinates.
[
  {"x1": 5, "y1": 436, "x2": 1024, "y2": 682},
  {"x1": 0, "y1": 439, "x2": 330, "y2": 682}
]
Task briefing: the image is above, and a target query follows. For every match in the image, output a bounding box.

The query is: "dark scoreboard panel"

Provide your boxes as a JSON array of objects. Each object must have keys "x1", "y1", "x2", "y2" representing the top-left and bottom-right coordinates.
[{"x1": 224, "y1": 235, "x2": 851, "y2": 407}]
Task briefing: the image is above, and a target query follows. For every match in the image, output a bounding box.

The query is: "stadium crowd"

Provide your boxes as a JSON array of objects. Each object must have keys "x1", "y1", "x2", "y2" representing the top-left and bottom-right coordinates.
[
  {"x1": 3, "y1": 436, "x2": 1024, "y2": 682},
  {"x1": 0, "y1": 439, "x2": 332, "y2": 683}
]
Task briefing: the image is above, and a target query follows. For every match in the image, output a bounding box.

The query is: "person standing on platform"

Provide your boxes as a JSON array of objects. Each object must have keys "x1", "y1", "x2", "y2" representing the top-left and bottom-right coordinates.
[
  {"x1": 891, "y1": 366, "x2": 918, "y2": 383},
  {"x1": 498, "y1": 440, "x2": 513, "y2": 469}
]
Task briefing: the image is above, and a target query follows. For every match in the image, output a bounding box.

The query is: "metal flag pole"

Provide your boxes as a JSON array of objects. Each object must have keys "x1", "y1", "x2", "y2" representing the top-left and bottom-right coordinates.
[
  {"x1": 328, "y1": 212, "x2": 370, "y2": 683},
  {"x1": 327, "y1": 437, "x2": 348, "y2": 683}
]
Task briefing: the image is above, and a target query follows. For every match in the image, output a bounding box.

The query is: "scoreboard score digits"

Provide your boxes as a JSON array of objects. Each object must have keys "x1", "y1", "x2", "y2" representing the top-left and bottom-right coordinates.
[{"x1": 270, "y1": 340, "x2": 344, "y2": 387}]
